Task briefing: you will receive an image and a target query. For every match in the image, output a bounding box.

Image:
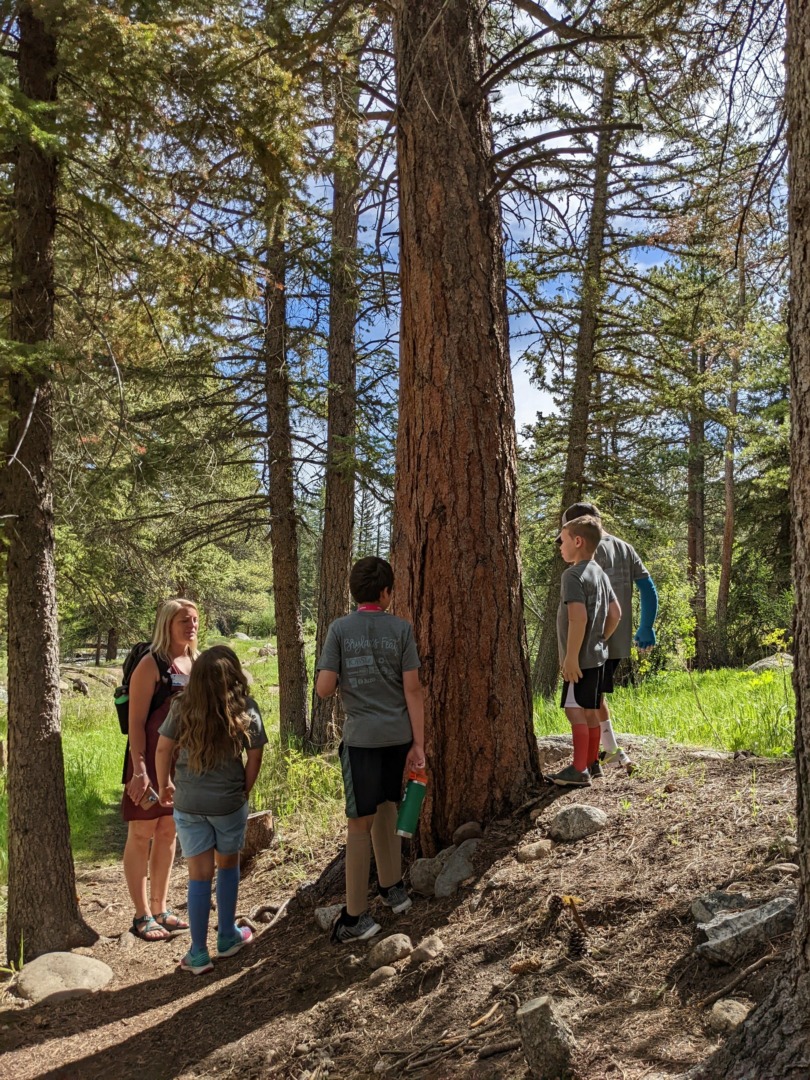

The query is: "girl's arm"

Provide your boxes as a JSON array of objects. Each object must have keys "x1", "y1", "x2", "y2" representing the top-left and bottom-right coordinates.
[
  {"x1": 244, "y1": 747, "x2": 263, "y2": 796},
  {"x1": 403, "y1": 669, "x2": 426, "y2": 770},
  {"x1": 155, "y1": 735, "x2": 176, "y2": 805},
  {"x1": 126, "y1": 654, "x2": 159, "y2": 803}
]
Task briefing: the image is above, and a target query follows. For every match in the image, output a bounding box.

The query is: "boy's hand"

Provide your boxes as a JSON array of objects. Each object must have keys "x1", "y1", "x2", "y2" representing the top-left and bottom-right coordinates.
[
  {"x1": 406, "y1": 742, "x2": 426, "y2": 771},
  {"x1": 158, "y1": 781, "x2": 175, "y2": 807},
  {"x1": 562, "y1": 656, "x2": 582, "y2": 683}
]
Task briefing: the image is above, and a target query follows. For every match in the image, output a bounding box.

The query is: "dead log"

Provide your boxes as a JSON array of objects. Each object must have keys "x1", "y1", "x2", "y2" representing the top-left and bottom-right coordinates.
[{"x1": 241, "y1": 810, "x2": 275, "y2": 862}]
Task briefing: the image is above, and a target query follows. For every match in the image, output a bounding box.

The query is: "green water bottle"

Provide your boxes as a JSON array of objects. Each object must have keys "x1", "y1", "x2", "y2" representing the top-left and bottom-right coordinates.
[{"x1": 396, "y1": 769, "x2": 428, "y2": 838}]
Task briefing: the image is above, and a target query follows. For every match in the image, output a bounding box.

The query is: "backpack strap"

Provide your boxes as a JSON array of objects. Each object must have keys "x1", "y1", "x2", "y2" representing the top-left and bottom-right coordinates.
[{"x1": 150, "y1": 653, "x2": 175, "y2": 715}]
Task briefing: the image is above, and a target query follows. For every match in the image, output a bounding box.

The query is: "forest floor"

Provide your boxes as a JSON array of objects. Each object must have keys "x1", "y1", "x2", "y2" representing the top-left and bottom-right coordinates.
[{"x1": 0, "y1": 738, "x2": 798, "y2": 1080}]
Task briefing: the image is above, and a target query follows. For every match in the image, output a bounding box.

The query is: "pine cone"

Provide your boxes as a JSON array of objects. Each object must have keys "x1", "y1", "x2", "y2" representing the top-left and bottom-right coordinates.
[
  {"x1": 547, "y1": 894, "x2": 564, "y2": 922},
  {"x1": 568, "y1": 926, "x2": 588, "y2": 959}
]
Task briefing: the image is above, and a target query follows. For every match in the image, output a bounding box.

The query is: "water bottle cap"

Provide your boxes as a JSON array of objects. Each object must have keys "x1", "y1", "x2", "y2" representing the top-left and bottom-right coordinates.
[{"x1": 408, "y1": 769, "x2": 428, "y2": 783}]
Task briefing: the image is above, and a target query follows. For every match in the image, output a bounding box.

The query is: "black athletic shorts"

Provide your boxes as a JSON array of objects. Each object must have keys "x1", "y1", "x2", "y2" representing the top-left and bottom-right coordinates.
[
  {"x1": 602, "y1": 657, "x2": 622, "y2": 695},
  {"x1": 560, "y1": 666, "x2": 604, "y2": 710},
  {"x1": 338, "y1": 741, "x2": 411, "y2": 818}
]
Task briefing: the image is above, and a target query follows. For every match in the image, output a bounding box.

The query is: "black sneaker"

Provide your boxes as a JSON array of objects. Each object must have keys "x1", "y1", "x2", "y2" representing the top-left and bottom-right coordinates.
[
  {"x1": 589, "y1": 760, "x2": 604, "y2": 779},
  {"x1": 379, "y1": 883, "x2": 412, "y2": 914},
  {"x1": 330, "y1": 909, "x2": 381, "y2": 944},
  {"x1": 549, "y1": 764, "x2": 592, "y2": 788}
]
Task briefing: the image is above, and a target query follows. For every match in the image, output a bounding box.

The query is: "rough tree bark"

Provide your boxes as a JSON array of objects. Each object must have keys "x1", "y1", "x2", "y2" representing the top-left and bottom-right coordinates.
[
  {"x1": 263, "y1": 212, "x2": 308, "y2": 743},
  {"x1": 310, "y1": 37, "x2": 361, "y2": 748},
  {"x1": 691, "y1": 2, "x2": 810, "y2": 1070},
  {"x1": 105, "y1": 627, "x2": 118, "y2": 662},
  {"x1": 532, "y1": 64, "x2": 618, "y2": 697},
  {"x1": 2, "y1": 5, "x2": 95, "y2": 961},
  {"x1": 687, "y1": 350, "x2": 709, "y2": 669},
  {"x1": 391, "y1": 0, "x2": 541, "y2": 850}
]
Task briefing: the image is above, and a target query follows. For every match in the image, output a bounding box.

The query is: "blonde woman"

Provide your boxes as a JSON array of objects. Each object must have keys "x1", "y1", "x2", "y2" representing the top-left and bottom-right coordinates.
[
  {"x1": 155, "y1": 646, "x2": 266, "y2": 974},
  {"x1": 122, "y1": 598, "x2": 199, "y2": 941}
]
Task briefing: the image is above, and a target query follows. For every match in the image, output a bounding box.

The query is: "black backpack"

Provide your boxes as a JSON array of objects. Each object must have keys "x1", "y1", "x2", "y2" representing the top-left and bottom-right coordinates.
[{"x1": 114, "y1": 642, "x2": 173, "y2": 734}]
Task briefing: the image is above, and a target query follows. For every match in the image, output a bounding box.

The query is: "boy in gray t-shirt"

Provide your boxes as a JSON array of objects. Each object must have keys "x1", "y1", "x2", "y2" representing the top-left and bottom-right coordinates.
[
  {"x1": 549, "y1": 517, "x2": 621, "y2": 789},
  {"x1": 315, "y1": 556, "x2": 425, "y2": 944}
]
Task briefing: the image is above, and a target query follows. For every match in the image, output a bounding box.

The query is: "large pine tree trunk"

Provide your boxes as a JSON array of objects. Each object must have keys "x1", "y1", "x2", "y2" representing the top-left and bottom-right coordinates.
[
  {"x1": 391, "y1": 0, "x2": 540, "y2": 850},
  {"x1": 3, "y1": 5, "x2": 95, "y2": 961},
  {"x1": 691, "y1": 4, "x2": 810, "y2": 1069},
  {"x1": 263, "y1": 216, "x2": 308, "y2": 743},
  {"x1": 310, "y1": 41, "x2": 361, "y2": 749},
  {"x1": 687, "y1": 351, "x2": 709, "y2": 669},
  {"x1": 532, "y1": 64, "x2": 617, "y2": 697}
]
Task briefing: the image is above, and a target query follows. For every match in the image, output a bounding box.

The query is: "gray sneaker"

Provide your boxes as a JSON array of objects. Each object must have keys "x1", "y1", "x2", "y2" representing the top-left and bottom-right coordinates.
[
  {"x1": 550, "y1": 764, "x2": 592, "y2": 788},
  {"x1": 589, "y1": 760, "x2": 604, "y2": 780},
  {"x1": 331, "y1": 909, "x2": 381, "y2": 944},
  {"x1": 380, "y1": 883, "x2": 412, "y2": 914}
]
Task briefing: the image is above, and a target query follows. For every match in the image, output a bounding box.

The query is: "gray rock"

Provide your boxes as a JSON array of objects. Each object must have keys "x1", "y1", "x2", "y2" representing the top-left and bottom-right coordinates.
[
  {"x1": 118, "y1": 930, "x2": 136, "y2": 950},
  {"x1": 410, "y1": 934, "x2": 445, "y2": 966},
  {"x1": 17, "y1": 952, "x2": 114, "y2": 1004},
  {"x1": 748, "y1": 653, "x2": 793, "y2": 671},
  {"x1": 516, "y1": 995, "x2": 576, "y2": 1079},
  {"x1": 436, "y1": 845, "x2": 457, "y2": 865},
  {"x1": 258, "y1": 645, "x2": 277, "y2": 657},
  {"x1": 368, "y1": 965, "x2": 397, "y2": 986},
  {"x1": 409, "y1": 857, "x2": 443, "y2": 896},
  {"x1": 452, "y1": 821, "x2": 483, "y2": 844},
  {"x1": 233, "y1": 632, "x2": 251, "y2": 640},
  {"x1": 775, "y1": 835, "x2": 799, "y2": 860},
  {"x1": 517, "y1": 839, "x2": 555, "y2": 863},
  {"x1": 770, "y1": 863, "x2": 799, "y2": 876},
  {"x1": 548, "y1": 804, "x2": 608, "y2": 843},
  {"x1": 686, "y1": 750, "x2": 733, "y2": 761},
  {"x1": 434, "y1": 839, "x2": 479, "y2": 898},
  {"x1": 691, "y1": 891, "x2": 751, "y2": 924},
  {"x1": 536, "y1": 735, "x2": 573, "y2": 772},
  {"x1": 314, "y1": 903, "x2": 343, "y2": 932},
  {"x1": 368, "y1": 934, "x2": 412, "y2": 969},
  {"x1": 709, "y1": 999, "x2": 750, "y2": 1033},
  {"x1": 696, "y1": 897, "x2": 796, "y2": 964}
]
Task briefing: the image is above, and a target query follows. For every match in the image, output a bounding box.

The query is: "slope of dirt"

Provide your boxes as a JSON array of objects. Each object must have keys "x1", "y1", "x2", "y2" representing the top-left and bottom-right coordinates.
[{"x1": 0, "y1": 741, "x2": 798, "y2": 1080}]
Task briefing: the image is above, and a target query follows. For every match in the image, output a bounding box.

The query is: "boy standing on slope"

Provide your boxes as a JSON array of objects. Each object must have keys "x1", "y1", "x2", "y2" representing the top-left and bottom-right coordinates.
[
  {"x1": 550, "y1": 516, "x2": 621, "y2": 788},
  {"x1": 316, "y1": 556, "x2": 426, "y2": 943},
  {"x1": 561, "y1": 502, "x2": 659, "y2": 772}
]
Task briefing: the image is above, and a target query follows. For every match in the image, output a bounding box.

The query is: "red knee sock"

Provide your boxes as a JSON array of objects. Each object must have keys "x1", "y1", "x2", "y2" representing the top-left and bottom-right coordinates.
[
  {"x1": 572, "y1": 724, "x2": 590, "y2": 772},
  {"x1": 588, "y1": 726, "x2": 601, "y2": 767}
]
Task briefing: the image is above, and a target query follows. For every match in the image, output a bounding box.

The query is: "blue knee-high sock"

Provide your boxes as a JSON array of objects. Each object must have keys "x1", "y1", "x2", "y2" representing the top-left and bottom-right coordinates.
[
  {"x1": 187, "y1": 878, "x2": 212, "y2": 954},
  {"x1": 215, "y1": 865, "x2": 240, "y2": 943}
]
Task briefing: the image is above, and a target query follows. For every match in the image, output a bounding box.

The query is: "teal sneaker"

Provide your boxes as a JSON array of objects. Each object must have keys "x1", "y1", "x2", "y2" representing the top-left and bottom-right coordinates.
[
  {"x1": 179, "y1": 947, "x2": 213, "y2": 975},
  {"x1": 217, "y1": 925, "x2": 253, "y2": 958}
]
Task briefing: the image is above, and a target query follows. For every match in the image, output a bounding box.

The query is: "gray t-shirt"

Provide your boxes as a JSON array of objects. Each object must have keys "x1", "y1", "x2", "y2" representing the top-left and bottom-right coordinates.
[
  {"x1": 557, "y1": 560, "x2": 617, "y2": 669},
  {"x1": 317, "y1": 610, "x2": 421, "y2": 747},
  {"x1": 594, "y1": 533, "x2": 650, "y2": 659},
  {"x1": 159, "y1": 695, "x2": 267, "y2": 816}
]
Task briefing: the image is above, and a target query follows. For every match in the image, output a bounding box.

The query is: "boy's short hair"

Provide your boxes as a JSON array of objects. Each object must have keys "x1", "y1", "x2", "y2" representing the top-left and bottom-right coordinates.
[
  {"x1": 563, "y1": 501, "x2": 601, "y2": 524},
  {"x1": 562, "y1": 515, "x2": 603, "y2": 553},
  {"x1": 349, "y1": 556, "x2": 394, "y2": 603}
]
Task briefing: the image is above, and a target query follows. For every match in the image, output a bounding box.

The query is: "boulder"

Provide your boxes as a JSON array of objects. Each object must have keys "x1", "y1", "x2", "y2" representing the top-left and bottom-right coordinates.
[
  {"x1": 71, "y1": 678, "x2": 90, "y2": 696},
  {"x1": 548, "y1": 804, "x2": 608, "y2": 843},
  {"x1": 516, "y1": 995, "x2": 577, "y2": 1079},
  {"x1": 433, "y1": 839, "x2": 479, "y2": 898},
  {"x1": 368, "y1": 934, "x2": 412, "y2": 970},
  {"x1": 691, "y1": 891, "x2": 751, "y2": 924},
  {"x1": 436, "y1": 845, "x2": 457, "y2": 865},
  {"x1": 696, "y1": 896, "x2": 796, "y2": 964},
  {"x1": 368, "y1": 965, "x2": 397, "y2": 986},
  {"x1": 410, "y1": 934, "x2": 445, "y2": 967},
  {"x1": 452, "y1": 821, "x2": 483, "y2": 845},
  {"x1": 709, "y1": 999, "x2": 751, "y2": 1033},
  {"x1": 233, "y1": 633, "x2": 251, "y2": 640},
  {"x1": 17, "y1": 952, "x2": 114, "y2": 1004},
  {"x1": 409, "y1": 857, "x2": 443, "y2": 897},
  {"x1": 258, "y1": 645, "x2": 277, "y2": 658},
  {"x1": 748, "y1": 653, "x2": 793, "y2": 671},
  {"x1": 517, "y1": 839, "x2": 555, "y2": 863}
]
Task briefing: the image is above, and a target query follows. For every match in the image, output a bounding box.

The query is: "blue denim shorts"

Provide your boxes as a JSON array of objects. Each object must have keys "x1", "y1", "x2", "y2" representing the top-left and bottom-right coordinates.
[{"x1": 173, "y1": 802, "x2": 249, "y2": 858}]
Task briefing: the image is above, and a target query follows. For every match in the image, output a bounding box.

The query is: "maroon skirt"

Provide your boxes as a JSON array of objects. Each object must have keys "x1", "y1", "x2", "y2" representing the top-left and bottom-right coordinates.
[{"x1": 121, "y1": 694, "x2": 176, "y2": 823}]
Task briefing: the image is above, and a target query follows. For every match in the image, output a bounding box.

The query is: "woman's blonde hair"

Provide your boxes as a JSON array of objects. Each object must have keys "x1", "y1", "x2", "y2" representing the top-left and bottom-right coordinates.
[
  {"x1": 150, "y1": 598, "x2": 200, "y2": 663},
  {"x1": 174, "y1": 645, "x2": 251, "y2": 773}
]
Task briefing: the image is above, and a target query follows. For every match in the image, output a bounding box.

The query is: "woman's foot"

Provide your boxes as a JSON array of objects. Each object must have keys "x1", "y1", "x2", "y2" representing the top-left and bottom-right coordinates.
[
  {"x1": 131, "y1": 914, "x2": 171, "y2": 941},
  {"x1": 153, "y1": 910, "x2": 189, "y2": 931},
  {"x1": 180, "y1": 947, "x2": 214, "y2": 975}
]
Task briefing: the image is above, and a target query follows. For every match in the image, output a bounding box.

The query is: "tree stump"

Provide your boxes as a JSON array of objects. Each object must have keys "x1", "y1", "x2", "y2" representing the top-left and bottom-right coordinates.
[{"x1": 241, "y1": 810, "x2": 275, "y2": 862}]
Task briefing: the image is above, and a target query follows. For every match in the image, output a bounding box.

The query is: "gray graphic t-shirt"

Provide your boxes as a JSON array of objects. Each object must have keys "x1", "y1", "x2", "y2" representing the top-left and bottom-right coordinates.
[
  {"x1": 159, "y1": 695, "x2": 267, "y2": 816},
  {"x1": 594, "y1": 534, "x2": 650, "y2": 659},
  {"x1": 317, "y1": 611, "x2": 421, "y2": 747},
  {"x1": 557, "y1": 560, "x2": 617, "y2": 669}
]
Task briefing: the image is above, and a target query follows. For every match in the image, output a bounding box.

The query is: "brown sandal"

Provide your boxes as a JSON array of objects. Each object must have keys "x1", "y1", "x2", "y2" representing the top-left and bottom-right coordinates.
[{"x1": 132, "y1": 914, "x2": 171, "y2": 941}]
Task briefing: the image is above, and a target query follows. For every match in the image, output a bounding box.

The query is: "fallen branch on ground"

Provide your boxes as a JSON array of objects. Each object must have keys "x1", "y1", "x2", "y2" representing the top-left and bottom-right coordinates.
[{"x1": 697, "y1": 953, "x2": 781, "y2": 1008}]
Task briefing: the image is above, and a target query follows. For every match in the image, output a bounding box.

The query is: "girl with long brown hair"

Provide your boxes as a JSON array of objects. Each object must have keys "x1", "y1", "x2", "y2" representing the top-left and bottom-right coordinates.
[{"x1": 155, "y1": 645, "x2": 267, "y2": 974}]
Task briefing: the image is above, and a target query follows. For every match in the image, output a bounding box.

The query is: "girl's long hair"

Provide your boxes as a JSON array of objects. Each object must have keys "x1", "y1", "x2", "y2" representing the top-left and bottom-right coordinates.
[
  {"x1": 175, "y1": 646, "x2": 250, "y2": 773},
  {"x1": 151, "y1": 598, "x2": 200, "y2": 664}
]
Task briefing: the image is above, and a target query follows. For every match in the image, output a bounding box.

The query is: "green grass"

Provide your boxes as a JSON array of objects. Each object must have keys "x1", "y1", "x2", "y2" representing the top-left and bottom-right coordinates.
[{"x1": 534, "y1": 666, "x2": 795, "y2": 757}]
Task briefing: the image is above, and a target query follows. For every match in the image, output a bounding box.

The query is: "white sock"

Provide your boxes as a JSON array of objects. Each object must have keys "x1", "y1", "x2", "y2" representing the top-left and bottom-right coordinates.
[{"x1": 600, "y1": 719, "x2": 619, "y2": 753}]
